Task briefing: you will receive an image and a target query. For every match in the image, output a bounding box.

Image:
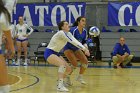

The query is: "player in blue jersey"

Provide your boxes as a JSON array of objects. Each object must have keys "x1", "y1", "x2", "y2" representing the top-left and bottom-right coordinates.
[{"x1": 64, "y1": 16, "x2": 90, "y2": 85}]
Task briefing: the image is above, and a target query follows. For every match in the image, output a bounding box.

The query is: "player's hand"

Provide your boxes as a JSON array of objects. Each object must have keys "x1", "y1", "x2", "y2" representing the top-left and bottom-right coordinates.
[
  {"x1": 84, "y1": 48, "x2": 90, "y2": 56},
  {"x1": 15, "y1": 35, "x2": 19, "y2": 38},
  {"x1": 23, "y1": 34, "x2": 28, "y2": 37}
]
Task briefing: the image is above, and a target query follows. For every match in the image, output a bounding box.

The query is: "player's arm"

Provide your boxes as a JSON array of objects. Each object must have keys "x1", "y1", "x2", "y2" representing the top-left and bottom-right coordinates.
[
  {"x1": 26, "y1": 24, "x2": 34, "y2": 36},
  {"x1": 61, "y1": 31, "x2": 90, "y2": 56}
]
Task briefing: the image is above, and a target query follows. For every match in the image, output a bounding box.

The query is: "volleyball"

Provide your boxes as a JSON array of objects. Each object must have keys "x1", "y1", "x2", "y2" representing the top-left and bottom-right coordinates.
[{"x1": 89, "y1": 26, "x2": 100, "y2": 37}]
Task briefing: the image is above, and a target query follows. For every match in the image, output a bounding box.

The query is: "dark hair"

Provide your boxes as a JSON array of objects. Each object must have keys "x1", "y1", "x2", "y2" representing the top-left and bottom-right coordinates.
[
  {"x1": 73, "y1": 16, "x2": 85, "y2": 27},
  {"x1": 58, "y1": 21, "x2": 66, "y2": 30},
  {"x1": 0, "y1": 0, "x2": 11, "y2": 23}
]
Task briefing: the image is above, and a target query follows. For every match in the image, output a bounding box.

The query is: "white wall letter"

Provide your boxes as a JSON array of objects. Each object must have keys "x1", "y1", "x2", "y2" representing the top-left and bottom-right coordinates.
[
  {"x1": 35, "y1": 6, "x2": 49, "y2": 26},
  {"x1": 51, "y1": 5, "x2": 66, "y2": 26},
  {"x1": 67, "y1": 5, "x2": 82, "y2": 26},
  {"x1": 23, "y1": 6, "x2": 33, "y2": 26},
  {"x1": 118, "y1": 4, "x2": 132, "y2": 26},
  {"x1": 135, "y1": 5, "x2": 140, "y2": 26}
]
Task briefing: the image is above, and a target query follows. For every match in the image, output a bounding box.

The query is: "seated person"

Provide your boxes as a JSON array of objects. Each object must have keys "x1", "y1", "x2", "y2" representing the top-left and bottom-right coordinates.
[{"x1": 112, "y1": 37, "x2": 133, "y2": 68}]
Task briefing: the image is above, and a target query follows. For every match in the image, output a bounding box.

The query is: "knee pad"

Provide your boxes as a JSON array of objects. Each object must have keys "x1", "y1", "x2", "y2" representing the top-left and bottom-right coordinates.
[
  {"x1": 81, "y1": 63, "x2": 88, "y2": 68},
  {"x1": 58, "y1": 65, "x2": 66, "y2": 73}
]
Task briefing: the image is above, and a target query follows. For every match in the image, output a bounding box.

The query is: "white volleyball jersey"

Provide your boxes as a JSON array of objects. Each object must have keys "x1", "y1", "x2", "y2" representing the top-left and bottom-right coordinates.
[
  {"x1": 0, "y1": 13, "x2": 10, "y2": 49},
  {"x1": 16, "y1": 24, "x2": 33, "y2": 40},
  {"x1": 47, "y1": 30, "x2": 86, "y2": 52}
]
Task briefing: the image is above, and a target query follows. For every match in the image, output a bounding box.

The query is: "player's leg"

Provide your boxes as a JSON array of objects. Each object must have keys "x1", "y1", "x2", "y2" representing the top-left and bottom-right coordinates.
[
  {"x1": 75, "y1": 50, "x2": 88, "y2": 84},
  {"x1": 47, "y1": 54, "x2": 70, "y2": 92},
  {"x1": 64, "y1": 49, "x2": 78, "y2": 86},
  {"x1": 21, "y1": 40, "x2": 28, "y2": 66},
  {"x1": 15, "y1": 40, "x2": 22, "y2": 65}
]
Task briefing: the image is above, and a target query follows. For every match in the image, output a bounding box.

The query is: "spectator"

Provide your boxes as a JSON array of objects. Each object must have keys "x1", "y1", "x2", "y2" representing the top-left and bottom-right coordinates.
[{"x1": 112, "y1": 37, "x2": 133, "y2": 68}]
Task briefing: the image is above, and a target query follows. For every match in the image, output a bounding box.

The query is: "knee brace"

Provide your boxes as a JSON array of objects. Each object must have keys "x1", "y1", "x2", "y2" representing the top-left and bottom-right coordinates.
[
  {"x1": 58, "y1": 65, "x2": 66, "y2": 73},
  {"x1": 81, "y1": 63, "x2": 88, "y2": 68}
]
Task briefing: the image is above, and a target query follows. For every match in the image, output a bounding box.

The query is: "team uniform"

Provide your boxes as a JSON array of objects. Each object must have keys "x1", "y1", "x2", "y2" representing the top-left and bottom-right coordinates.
[
  {"x1": 44, "y1": 30, "x2": 86, "y2": 60},
  {"x1": 63, "y1": 26, "x2": 87, "y2": 51},
  {"x1": 16, "y1": 24, "x2": 33, "y2": 42}
]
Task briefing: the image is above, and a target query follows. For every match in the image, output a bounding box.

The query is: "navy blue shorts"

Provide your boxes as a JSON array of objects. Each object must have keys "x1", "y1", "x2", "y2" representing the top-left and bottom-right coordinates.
[
  {"x1": 44, "y1": 48, "x2": 60, "y2": 60},
  {"x1": 16, "y1": 38, "x2": 28, "y2": 42}
]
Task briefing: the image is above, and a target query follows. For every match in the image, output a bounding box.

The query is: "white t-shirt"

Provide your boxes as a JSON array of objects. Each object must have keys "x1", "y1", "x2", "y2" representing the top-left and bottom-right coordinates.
[
  {"x1": 16, "y1": 24, "x2": 33, "y2": 40},
  {"x1": 0, "y1": 13, "x2": 10, "y2": 49},
  {"x1": 47, "y1": 30, "x2": 86, "y2": 52}
]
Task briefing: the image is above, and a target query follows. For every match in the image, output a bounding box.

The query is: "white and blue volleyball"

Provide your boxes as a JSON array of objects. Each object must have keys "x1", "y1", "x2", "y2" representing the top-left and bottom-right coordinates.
[{"x1": 89, "y1": 26, "x2": 100, "y2": 37}]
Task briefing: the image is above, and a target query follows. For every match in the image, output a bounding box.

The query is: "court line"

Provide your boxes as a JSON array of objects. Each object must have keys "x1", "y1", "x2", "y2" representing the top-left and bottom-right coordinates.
[
  {"x1": 9, "y1": 71, "x2": 39, "y2": 92},
  {"x1": 8, "y1": 65, "x2": 140, "y2": 68},
  {"x1": 8, "y1": 73, "x2": 22, "y2": 87}
]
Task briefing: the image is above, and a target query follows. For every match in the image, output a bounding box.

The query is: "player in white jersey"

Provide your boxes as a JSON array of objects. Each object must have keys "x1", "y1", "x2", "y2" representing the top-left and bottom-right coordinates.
[
  {"x1": 44, "y1": 21, "x2": 90, "y2": 92},
  {"x1": 15, "y1": 16, "x2": 33, "y2": 66},
  {"x1": 0, "y1": 0, "x2": 15, "y2": 93}
]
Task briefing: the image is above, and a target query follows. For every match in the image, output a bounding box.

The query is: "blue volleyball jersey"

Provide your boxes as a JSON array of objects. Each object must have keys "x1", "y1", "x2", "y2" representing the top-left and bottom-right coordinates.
[
  {"x1": 64, "y1": 26, "x2": 87, "y2": 51},
  {"x1": 71, "y1": 26, "x2": 87, "y2": 44}
]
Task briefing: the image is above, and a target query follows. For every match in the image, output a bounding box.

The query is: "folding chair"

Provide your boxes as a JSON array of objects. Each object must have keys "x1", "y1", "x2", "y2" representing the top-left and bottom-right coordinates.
[{"x1": 34, "y1": 42, "x2": 48, "y2": 65}]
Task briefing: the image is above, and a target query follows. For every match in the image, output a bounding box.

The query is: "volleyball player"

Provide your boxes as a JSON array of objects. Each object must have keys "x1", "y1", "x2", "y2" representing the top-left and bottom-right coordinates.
[
  {"x1": 44, "y1": 21, "x2": 90, "y2": 92},
  {"x1": 15, "y1": 16, "x2": 33, "y2": 66},
  {"x1": 64, "y1": 16, "x2": 90, "y2": 85}
]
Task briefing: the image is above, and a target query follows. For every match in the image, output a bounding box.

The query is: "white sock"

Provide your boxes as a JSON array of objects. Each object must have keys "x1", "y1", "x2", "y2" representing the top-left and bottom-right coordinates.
[
  {"x1": 25, "y1": 58, "x2": 28, "y2": 63},
  {"x1": 17, "y1": 59, "x2": 20, "y2": 63}
]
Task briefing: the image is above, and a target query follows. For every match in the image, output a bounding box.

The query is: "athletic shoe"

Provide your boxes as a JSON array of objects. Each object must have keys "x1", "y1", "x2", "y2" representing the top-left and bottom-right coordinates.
[
  {"x1": 64, "y1": 76, "x2": 72, "y2": 87},
  {"x1": 76, "y1": 75, "x2": 86, "y2": 85},
  {"x1": 57, "y1": 83, "x2": 69, "y2": 92},
  {"x1": 23, "y1": 62, "x2": 28, "y2": 66}
]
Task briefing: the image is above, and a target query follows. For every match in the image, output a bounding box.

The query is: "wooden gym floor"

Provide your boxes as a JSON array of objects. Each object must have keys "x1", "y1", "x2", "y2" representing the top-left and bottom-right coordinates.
[{"x1": 8, "y1": 62, "x2": 140, "y2": 93}]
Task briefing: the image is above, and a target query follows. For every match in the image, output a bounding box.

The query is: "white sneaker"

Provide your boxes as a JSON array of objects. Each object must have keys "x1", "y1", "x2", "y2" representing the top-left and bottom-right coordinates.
[
  {"x1": 15, "y1": 62, "x2": 20, "y2": 66},
  {"x1": 23, "y1": 62, "x2": 28, "y2": 66},
  {"x1": 64, "y1": 76, "x2": 72, "y2": 87},
  {"x1": 6, "y1": 59, "x2": 9, "y2": 65},
  {"x1": 76, "y1": 75, "x2": 86, "y2": 85},
  {"x1": 57, "y1": 85, "x2": 69, "y2": 92}
]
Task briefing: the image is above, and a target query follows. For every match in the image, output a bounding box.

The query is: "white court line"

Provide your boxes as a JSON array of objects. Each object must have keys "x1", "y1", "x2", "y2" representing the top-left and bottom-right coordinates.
[{"x1": 8, "y1": 73, "x2": 22, "y2": 86}]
